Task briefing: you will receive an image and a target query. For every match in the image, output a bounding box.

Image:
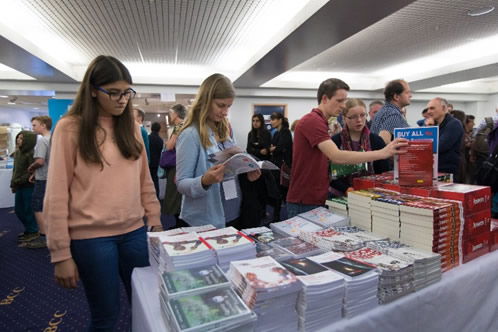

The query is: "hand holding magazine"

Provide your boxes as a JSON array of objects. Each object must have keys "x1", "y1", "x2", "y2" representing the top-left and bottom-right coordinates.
[{"x1": 209, "y1": 146, "x2": 279, "y2": 176}]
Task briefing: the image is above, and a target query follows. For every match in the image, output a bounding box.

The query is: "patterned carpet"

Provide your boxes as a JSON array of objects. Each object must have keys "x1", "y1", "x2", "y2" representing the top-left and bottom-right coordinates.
[{"x1": 0, "y1": 207, "x2": 131, "y2": 332}]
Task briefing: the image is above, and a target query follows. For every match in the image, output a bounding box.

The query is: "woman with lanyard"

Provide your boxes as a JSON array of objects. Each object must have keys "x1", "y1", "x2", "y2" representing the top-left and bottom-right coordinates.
[
  {"x1": 176, "y1": 73, "x2": 261, "y2": 229},
  {"x1": 330, "y1": 98, "x2": 389, "y2": 197}
]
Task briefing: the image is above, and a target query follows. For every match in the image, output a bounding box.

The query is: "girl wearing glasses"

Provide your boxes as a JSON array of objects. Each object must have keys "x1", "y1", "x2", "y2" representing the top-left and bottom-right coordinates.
[
  {"x1": 44, "y1": 55, "x2": 162, "y2": 330},
  {"x1": 330, "y1": 98, "x2": 389, "y2": 197},
  {"x1": 176, "y1": 73, "x2": 260, "y2": 229}
]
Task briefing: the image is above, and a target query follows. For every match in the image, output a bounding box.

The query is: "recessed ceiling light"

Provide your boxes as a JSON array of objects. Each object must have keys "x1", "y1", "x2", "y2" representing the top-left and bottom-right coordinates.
[
  {"x1": 467, "y1": 6, "x2": 495, "y2": 17},
  {"x1": 0, "y1": 95, "x2": 8, "y2": 98}
]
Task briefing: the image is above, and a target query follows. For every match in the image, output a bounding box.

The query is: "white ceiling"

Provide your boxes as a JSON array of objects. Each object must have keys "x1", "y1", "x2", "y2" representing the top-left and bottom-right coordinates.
[{"x1": 1, "y1": 0, "x2": 498, "y2": 98}]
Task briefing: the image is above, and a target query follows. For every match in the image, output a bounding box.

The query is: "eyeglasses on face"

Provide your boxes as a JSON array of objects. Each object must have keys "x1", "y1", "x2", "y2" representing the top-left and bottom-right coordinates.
[
  {"x1": 345, "y1": 113, "x2": 367, "y2": 120},
  {"x1": 94, "y1": 85, "x2": 136, "y2": 101}
]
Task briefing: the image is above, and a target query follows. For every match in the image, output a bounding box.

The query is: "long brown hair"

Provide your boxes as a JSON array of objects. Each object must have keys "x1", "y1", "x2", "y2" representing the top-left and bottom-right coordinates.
[
  {"x1": 66, "y1": 55, "x2": 142, "y2": 168},
  {"x1": 180, "y1": 73, "x2": 235, "y2": 148}
]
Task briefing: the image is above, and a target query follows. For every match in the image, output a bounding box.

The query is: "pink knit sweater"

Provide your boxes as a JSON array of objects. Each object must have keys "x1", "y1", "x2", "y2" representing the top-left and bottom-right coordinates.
[{"x1": 44, "y1": 116, "x2": 161, "y2": 263}]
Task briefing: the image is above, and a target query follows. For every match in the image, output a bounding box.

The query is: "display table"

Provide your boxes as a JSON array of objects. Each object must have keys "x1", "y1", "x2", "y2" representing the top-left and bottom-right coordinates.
[
  {"x1": 0, "y1": 168, "x2": 15, "y2": 208},
  {"x1": 131, "y1": 250, "x2": 498, "y2": 332}
]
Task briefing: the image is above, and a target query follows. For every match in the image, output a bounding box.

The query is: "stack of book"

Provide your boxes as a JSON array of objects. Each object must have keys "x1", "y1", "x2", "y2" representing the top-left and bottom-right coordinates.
[
  {"x1": 270, "y1": 237, "x2": 323, "y2": 259},
  {"x1": 159, "y1": 265, "x2": 256, "y2": 332},
  {"x1": 347, "y1": 190, "x2": 380, "y2": 231},
  {"x1": 344, "y1": 247, "x2": 414, "y2": 303},
  {"x1": 298, "y1": 207, "x2": 350, "y2": 228},
  {"x1": 308, "y1": 252, "x2": 379, "y2": 317},
  {"x1": 241, "y1": 226, "x2": 280, "y2": 244},
  {"x1": 399, "y1": 198, "x2": 463, "y2": 271},
  {"x1": 325, "y1": 197, "x2": 348, "y2": 216},
  {"x1": 200, "y1": 227, "x2": 256, "y2": 271},
  {"x1": 270, "y1": 216, "x2": 323, "y2": 237},
  {"x1": 367, "y1": 240, "x2": 442, "y2": 290},
  {"x1": 228, "y1": 256, "x2": 302, "y2": 331},
  {"x1": 255, "y1": 242, "x2": 293, "y2": 261},
  {"x1": 158, "y1": 232, "x2": 216, "y2": 273},
  {"x1": 331, "y1": 225, "x2": 387, "y2": 244},
  {"x1": 299, "y1": 228, "x2": 364, "y2": 252},
  {"x1": 280, "y1": 258, "x2": 345, "y2": 331},
  {"x1": 160, "y1": 265, "x2": 230, "y2": 299},
  {"x1": 147, "y1": 226, "x2": 216, "y2": 271}
]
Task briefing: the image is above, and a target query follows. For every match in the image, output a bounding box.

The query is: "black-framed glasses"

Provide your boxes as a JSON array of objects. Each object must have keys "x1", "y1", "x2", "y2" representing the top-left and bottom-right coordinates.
[{"x1": 94, "y1": 85, "x2": 136, "y2": 101}]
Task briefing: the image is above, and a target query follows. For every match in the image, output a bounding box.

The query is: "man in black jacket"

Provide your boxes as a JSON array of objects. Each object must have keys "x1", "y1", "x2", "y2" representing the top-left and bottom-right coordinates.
[{"x1": 425, "y1": 97, "x2": 464, "y2": 178}]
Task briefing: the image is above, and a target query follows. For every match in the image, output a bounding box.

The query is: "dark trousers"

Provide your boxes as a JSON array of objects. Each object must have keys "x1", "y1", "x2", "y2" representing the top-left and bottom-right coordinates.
[{"x1": 71, "y1": 226, "x2": 149, "y2": 331}]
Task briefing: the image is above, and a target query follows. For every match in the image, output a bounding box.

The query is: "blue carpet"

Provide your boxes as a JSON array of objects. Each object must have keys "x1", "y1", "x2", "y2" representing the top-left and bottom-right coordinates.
[{"x1": 0, "y1": 208, "x2": 131, "y2": 331}]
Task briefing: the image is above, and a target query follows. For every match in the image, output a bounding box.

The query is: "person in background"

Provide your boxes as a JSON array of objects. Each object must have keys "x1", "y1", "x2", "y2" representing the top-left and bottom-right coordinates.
[
  {"x1": 366, "y1": 100, "x2": 384, "y2": 129},
  {"x1": 449, "y1": 110, "x2": 466, "y2": 126},
  {"x1": 370, "y1": 79, "x2": 411, "y2": 144},
  {"x1": 417, "y1": 108, "x2": 430, "y2": 126},
  {"x1": 163, "y1": 103, "x2": 187, "y2": 228},
  {"x1": 148, "y1": 122, "x2": 163, "y2": 198},
  {"x1": 286, "y1": 78, "x2": 407, "y2": 218},
  {"x1": 44, "y1": 55, "x2": 162, "y2": 330},
  {"x1": 425, "y1": 97, "x2": 464, "y2": 178},
  {"x1": 290, "y1": 119, "x2": 300, "y2": 137},
  {"x1": 330, "y1": 99, "x2": 389, "y2": 197},
  {"x1": 247, "y1": 113, "x2": 271, "y2": 161},
  {"x1": 11, "y1": 131, "x2": 39, "y2": 245},
  {"x1": 176, "y1": 73, "x2": 261, "y2": 229},
  {"x1": 242, "y1": 113, "x2": 275, "y2": 227},
  {"x1": 270, "y1": 112, "x2": 293, "y2": 222},
  {"x1": 463, "y1": 115, "x2": 475, "y2": 183},
  {"x1": 134, "y1": 108, "x2": 150, "y2": 160},
  {"x1": 25, "y1": 115, "x2": 52, "y2": 249}
]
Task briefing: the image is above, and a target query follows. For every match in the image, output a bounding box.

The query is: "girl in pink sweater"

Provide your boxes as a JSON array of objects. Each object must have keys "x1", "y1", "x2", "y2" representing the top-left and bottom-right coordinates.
[{"x1": 44, "y1": 55, "x2": 162, "y2": 330}]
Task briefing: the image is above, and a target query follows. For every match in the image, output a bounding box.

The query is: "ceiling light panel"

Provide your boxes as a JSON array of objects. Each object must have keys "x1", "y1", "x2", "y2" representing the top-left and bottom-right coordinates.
[
  {"x1": 0, "y1": 63, "x2": 36, "y2": 80},
  {"x1": 270, "y1": 0, "x2": 498, "y2": 89},
  {"x1": 3, "y1": 0, "x2": 320, "y2": 84}
]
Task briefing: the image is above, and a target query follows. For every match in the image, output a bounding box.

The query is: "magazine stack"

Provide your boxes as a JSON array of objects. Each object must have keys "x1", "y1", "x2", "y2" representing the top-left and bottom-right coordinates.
[
  {"x1": 325, "y1": 197, "x2": 348, "y2": 216},
  {"x1": 158, "y1": 232, "x2": 216, "y2": 272},
  {"x1": 299, "y1": 228, "x2": 364, "y2": 252},
  {"x1": 148, "y1": 229, "x2": 186, "y2": 271},
  {"x1": 270, "y1": 216, "x2": 323, "y2": 237},
  {"x1": 159, "y1": 266, "x2": 257, "y2": 332},
  {"x1": 147, "y1": 226, "x2": 216, "y2": 271},
  {"x1": 200, "y1": 227, "x2": 257, "y2": 271},
  {"x1": 367, "y1": 240, "x2": 442, "y2": 290},
  {"x1": 399, "y1": 197, "x2": 463, "y2": 271},
  {"x1": 370, "y1": 195, "x2": 408, "y2": 240},
  {"x1": 241, "y1": 226, "x2": 281, "y2": 244},
  {"x1": 255, "y1": 242, "x2": 293, "y2": 261},
  {"x1": 269, "y1": 237, "x2": 323, "y2": 259},
  {"x1": 308, "y1": 251, "x2": 379, "y2": 317},
  {"x1": 298, "y1": 207, "x2": 350, "y2": 228},
  {"x1": 228, "y1": 256, "x2": 302, "y2": 331},
  {"x1": 280, "y1": 258, "x2": 345, "y2": 331},
  {"x1": 331, "y1": 225, "x2": 387, "y2": 245},
  {"x1": 344, "y1": 247, "x2": 414, "y2": 303}
]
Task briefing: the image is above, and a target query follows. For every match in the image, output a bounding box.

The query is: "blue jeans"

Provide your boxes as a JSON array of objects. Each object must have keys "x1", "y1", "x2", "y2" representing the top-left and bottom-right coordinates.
[
  {"x1": 71, "y1": 226, "x2": 149, "y2": 331},
  {"x1": 14, "y1": 186, "x2": 38, "y2": 233},
  {"x1": 286, "y1": 202, "x2": 323, "y2": 218}
]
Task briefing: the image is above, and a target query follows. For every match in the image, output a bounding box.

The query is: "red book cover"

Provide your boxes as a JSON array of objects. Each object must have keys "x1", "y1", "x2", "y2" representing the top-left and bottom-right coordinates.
[
  {"x1": 462, "y1": 231, "x2": 490, "y2": 263},
  {"x1": 400, "y1": 185, "x2": 437, "y2": 197},
  {"x1": 436, "y1": 183, "x2": 491, "y2": 214},
  {"x1": 352, "y1": 177, "x2": 376, "y2": 190},
  {"x1": 462, "y1": 209, "x2": 491, "y2": 239},
  {"x1": 398, "y1": 140, "x2": 434, "y2": 186}
]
